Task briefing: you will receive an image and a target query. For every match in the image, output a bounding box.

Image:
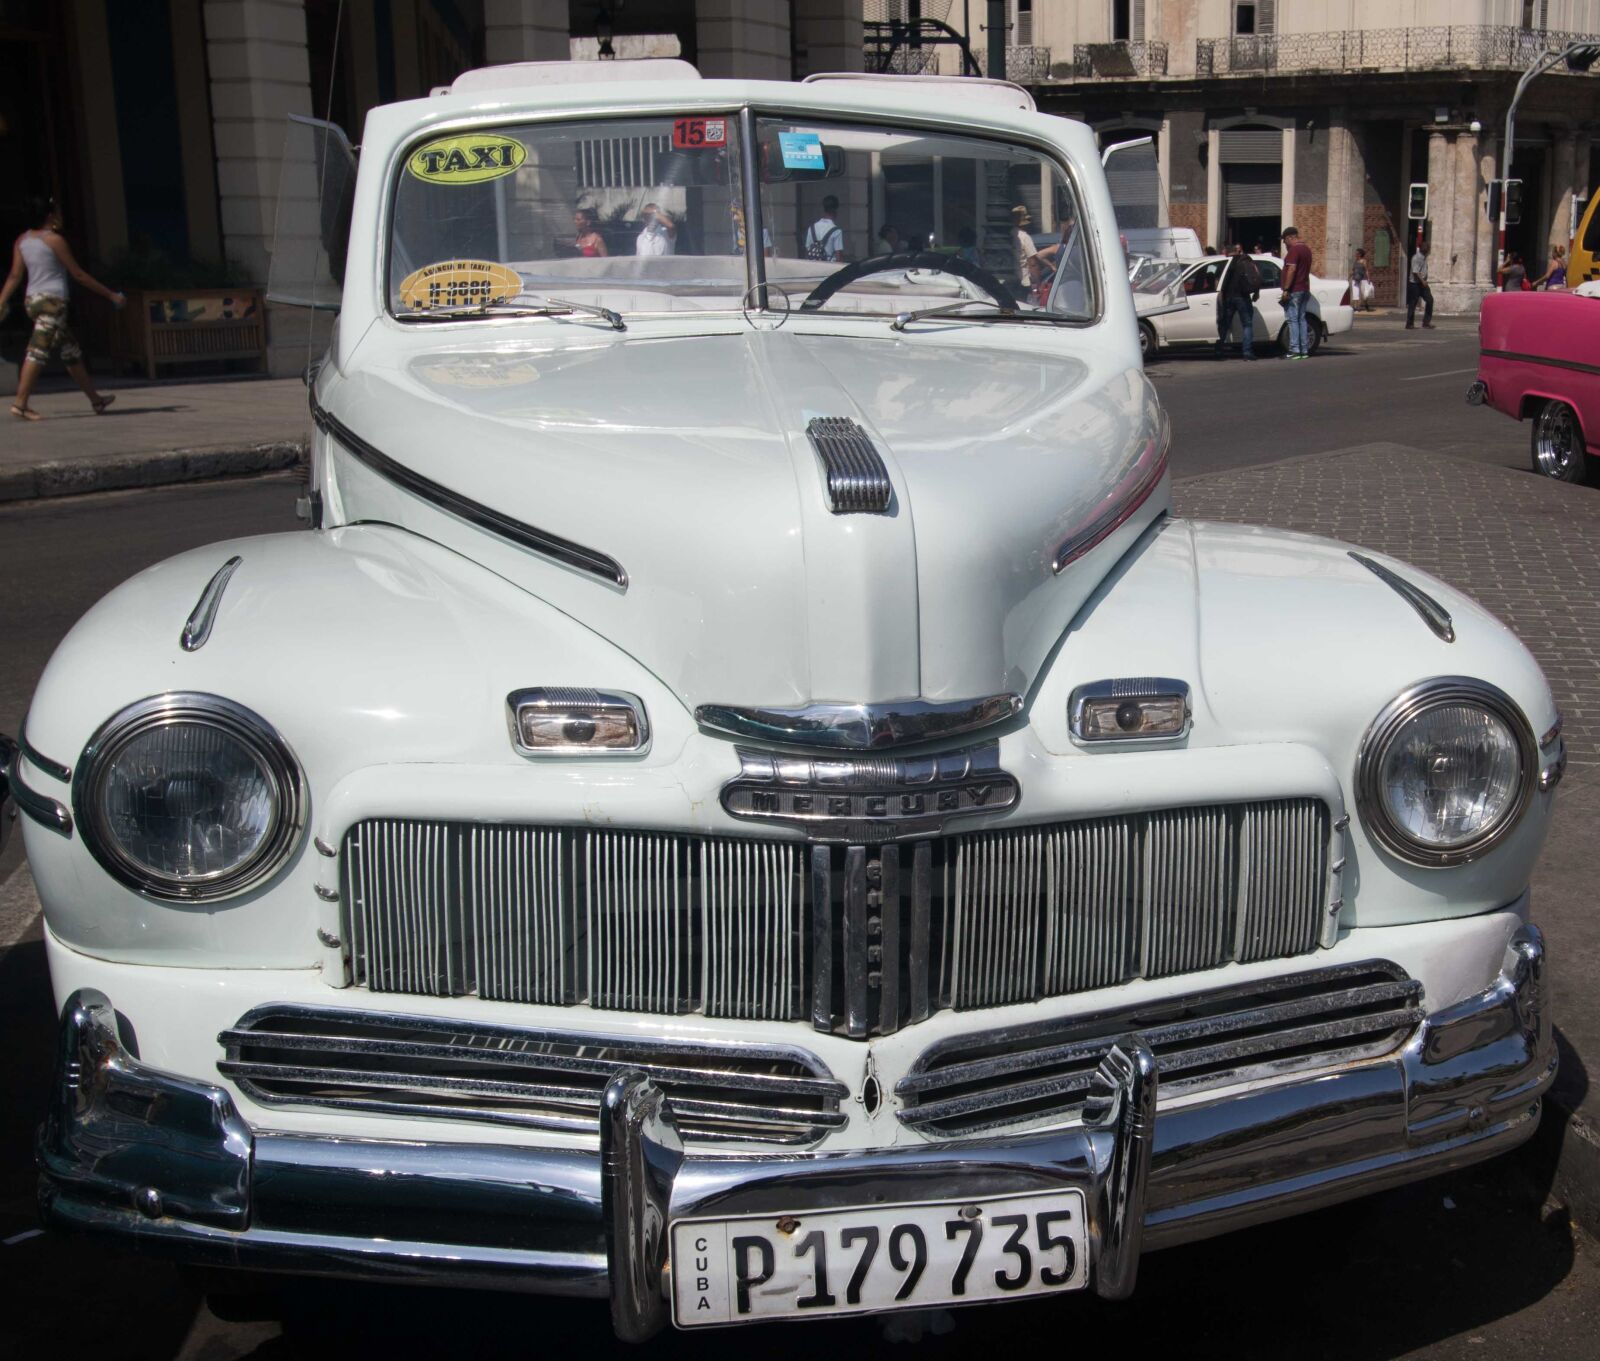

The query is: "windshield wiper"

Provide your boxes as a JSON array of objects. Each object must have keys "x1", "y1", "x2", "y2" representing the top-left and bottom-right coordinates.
[
  {"x1": 397, "y1": 296, "x2": 626, "y2": 331},
  {"x1": 889, "y1": 299, "x2": 1077, "y2": 332}
]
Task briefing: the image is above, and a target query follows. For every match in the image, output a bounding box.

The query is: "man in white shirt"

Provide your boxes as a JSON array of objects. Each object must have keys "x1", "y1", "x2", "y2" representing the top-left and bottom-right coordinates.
[
  {"x1": 805, "y1": 195, "x2": 844, "y2": 262},
  {"x1": 635, "y1": 204, "x2": 676, "y2": 257}
]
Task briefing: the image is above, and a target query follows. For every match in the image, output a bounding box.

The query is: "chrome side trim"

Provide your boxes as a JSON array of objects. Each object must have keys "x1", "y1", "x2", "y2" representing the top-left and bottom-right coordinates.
[
  {"x1": 310, "y1": 393, "x2": 628, "y2": 589},
  {"x1": 1068, "y1": 677, "x2": 1192, "y2": 743},
  {"x1": 1, "y1": 734, "x2": 71, "y2": 837},
  {"x1": 806, "y1": 416, "x2": 893, "y2": 513},
  {"x1": 695, "y1": 692, "x2": 1021, "y2": 751},
  {"x1": 1354, "y1": 677, "x2": 1536, "y2": 868},
  {"x1": 1348, "y1": 551, "x2": 1456, "y2": 643},
  {"x1": 180, "y1": 555, "x2": 243, "y2": 652},
  {"x1": 17, "y1": 717, "x2": 70, "y2": 783}
]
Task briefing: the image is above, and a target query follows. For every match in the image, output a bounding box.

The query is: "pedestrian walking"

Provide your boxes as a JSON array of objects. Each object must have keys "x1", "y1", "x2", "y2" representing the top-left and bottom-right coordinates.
[
  {"x1": 0, "y1": 195, "x2": 124, "y2": 421},
  {"x1": 1279, "y1": 226, "x2": 1313, "y2": 359},
  {"x1": 1215, "y1": 243, "x2": 1260, "y2": 360},
  {"x1": 805, "y1": 196, "x2": 844, "y2": 262},
  {"x1": 1350, "y1": 247, "x2": 1374, "y2": 311},
  {"x1": 1498, "y1": 252, "x2": 1527, "y2": 292},
  {"x1": 1535, "y1": 244, "x2": 1568, "y2": 289},
  {"x1": 573, "y1": 206, "x2": 607, "y2": 257},
  {"x1": 1010, "y1": 205, "x2": 1040, "y2": 302},
  {"x1": 1406, "y1": 241, "x2": 1434, "y2": 328}
]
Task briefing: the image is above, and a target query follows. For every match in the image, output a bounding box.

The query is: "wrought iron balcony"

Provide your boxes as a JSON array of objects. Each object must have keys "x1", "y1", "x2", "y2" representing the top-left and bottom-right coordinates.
[
  {"x1": 1196, "y1": 25, "x2": 1600, "y2": 77},
  {"x1": 1071, "y1": 41, "x2": 1170, "y2": 79},
  {"x1": 979, "y1": 44, "x2": 1054, "y2": 84}
]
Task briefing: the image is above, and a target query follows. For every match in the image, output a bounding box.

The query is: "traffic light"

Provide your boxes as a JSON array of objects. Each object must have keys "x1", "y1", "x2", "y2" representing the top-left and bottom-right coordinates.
[
  {"x1": 1487, "y1": 180, "x2": 1524, "y2": 225},
  {"x1": 1408, "y1": 183, "x2": 1429, "y2": 220},
  {"x1": 1505, "y1": 179, "x2": 1523, "y2": 225}
]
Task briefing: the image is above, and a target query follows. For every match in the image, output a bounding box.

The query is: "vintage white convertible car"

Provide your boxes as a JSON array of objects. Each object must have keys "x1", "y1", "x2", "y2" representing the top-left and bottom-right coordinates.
[
  {"x1": 0, "y1": 62, "x2": 1562, "y2": 1336},
  {"x1": 1136, "y1": 253, "x2": 1356, "y2": 358}
]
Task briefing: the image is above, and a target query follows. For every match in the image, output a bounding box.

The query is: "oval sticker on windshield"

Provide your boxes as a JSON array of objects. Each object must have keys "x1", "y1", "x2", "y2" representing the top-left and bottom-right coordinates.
[
  {"x1": 407, "y1": 134, "x2": 527, "y2": 184},
  {"x1": 398, "y1": 259, "x2": 524, "y2": 311}
]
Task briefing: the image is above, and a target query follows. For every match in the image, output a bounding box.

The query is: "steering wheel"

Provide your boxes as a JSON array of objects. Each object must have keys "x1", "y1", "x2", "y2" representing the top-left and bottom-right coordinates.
[{"x1": 798, "y1": 249, "x2": 1016, "y2": 312}]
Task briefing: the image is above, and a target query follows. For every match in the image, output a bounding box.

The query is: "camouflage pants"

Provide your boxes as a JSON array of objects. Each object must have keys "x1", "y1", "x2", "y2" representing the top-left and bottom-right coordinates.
[{"x1": 24, "y1": 294, "x2": 82, "y2": 366}]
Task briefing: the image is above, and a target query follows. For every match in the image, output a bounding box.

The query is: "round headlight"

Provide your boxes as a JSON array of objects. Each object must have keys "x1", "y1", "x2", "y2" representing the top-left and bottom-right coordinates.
[
  {"x1": 74, "y1": 694, "x2": 305, "y2": 900},
  {"x1": 1356, "y1": 678, "x2": 1535, "y2": 867}
]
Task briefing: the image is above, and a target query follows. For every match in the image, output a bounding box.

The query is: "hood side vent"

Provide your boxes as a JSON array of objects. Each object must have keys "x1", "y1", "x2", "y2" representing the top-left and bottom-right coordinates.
[{"x1": 807, "y1": 416, "x2": 893, "y2": 514}]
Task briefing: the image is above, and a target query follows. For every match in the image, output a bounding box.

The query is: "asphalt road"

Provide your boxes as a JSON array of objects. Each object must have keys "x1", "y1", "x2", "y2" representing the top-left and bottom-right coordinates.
[{"x1": 2, "y1": 318, "x2": 1596, "y2": 1359}]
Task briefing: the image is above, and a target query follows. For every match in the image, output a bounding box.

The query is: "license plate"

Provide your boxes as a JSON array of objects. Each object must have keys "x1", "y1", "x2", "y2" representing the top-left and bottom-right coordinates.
[{"x1": 670, "y1": 1188, "x2": 1087, "y2": 1327}]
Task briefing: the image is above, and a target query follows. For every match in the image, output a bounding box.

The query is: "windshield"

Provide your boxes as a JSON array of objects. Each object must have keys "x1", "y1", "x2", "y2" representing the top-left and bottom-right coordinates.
[
  {"x1": 388, "y1": 111, "x2": 1096, "y2": 323},
  {"x1": 389, "y1": 114, "x2": 750, "y2": 317}
]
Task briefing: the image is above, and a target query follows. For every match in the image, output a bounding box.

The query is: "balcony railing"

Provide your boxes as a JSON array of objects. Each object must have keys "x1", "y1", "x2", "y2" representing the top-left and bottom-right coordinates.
[
  {"x1": 979, "y1": 44, "x2": 1053, "y2": 83},
  {"x1": 1071, "y1": 41, "x2": 1170, "y2": 79},
  {"x1": 1196, "y1": 25, "x2": 1600, "y2": 77}
]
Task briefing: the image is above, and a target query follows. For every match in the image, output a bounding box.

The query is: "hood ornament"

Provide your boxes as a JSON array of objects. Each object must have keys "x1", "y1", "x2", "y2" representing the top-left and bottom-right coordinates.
[{"x1": 807, "y1": 416, "x2": 893, "y2": 514}]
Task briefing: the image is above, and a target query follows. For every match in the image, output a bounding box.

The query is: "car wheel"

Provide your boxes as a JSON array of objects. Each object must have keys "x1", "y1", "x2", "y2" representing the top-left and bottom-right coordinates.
[
  {"x1": 1307, "y1": 320, "x2": 1324, "y2": 355},
  {"x1": 1531, "y1": 399, "x2": 1589, "y2": 483},
  {"x1": 1275, "y1": 323, "x2": 1291, "y2": 353},
  {"x1": 1138, "y1": 321, "x2": 1157, "y2": 361}
]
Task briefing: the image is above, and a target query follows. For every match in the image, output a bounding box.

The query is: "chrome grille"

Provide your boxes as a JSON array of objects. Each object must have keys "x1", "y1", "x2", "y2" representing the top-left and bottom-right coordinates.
[
  {"x1": 940, "y1": 799, "x2": 1330, "y2": 1011},
  {"x1": 341, "y1": 799, "x2": 1331, "y2": 1035},
  {"x1": 898, "y1": 961, "x2": 1424, "y2": 1137},
  {"x1": 219, "y1": 1005, "x2": 847, "y2": 1146}
]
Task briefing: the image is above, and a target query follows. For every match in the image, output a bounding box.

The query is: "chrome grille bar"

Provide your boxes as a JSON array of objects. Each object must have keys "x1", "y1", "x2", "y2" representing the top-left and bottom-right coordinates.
[
  {"x1": 221, "y1": 1005, "x2": 848, "y2": 1146},
  {"x1": 898, "y1": 961, "x2": 1422, "y2": 1136}
]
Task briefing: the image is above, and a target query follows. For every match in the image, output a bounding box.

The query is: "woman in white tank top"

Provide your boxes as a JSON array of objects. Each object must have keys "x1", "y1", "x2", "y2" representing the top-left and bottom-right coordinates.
[{"x1": 0, "y1": 196, "x2": 125, "y2": 420}]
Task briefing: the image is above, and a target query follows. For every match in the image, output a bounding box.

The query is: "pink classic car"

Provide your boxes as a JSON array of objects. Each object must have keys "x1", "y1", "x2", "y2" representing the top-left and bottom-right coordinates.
[{"x1": 1471, "y1": 289, "x2": 1600, "y2": 482}]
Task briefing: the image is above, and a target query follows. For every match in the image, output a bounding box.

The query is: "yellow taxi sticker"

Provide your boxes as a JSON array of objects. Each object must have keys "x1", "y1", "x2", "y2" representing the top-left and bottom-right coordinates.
[
  {"x1": 407, "y1": 134, "x2": 527, "y2": 184},
  {"x1": 398, "y1": 259, "x2": 524, "y2": 311}
]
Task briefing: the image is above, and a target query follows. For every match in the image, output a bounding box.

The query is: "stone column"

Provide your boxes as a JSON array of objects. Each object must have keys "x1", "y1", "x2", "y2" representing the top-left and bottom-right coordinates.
[
  {"x1": 696, "y1": 0, "x2": 792, "y2": 79},
  {"x1": 1576, "y1": 131, "x2": 1594, "y2": 252},
  {"x1": 1323, "y1": 109, "x2": 1364, "y2": 290},
  {"x1": 483, "y1": 0, "x2": 569, "y2": 64},
  {"x1": 1550, "y1": 129, "x2": 1578, "y2": 254},
  {"x1": 1425, "y1": 128, "x2": 1453, "y2": 263},
  {"x1": 203, "y1": 0, "x2": 322, "y2": 376},
  {"x1": 1476, "y1": 134, "x2": 1498, "y2": 290},
  {"x1": 1448, "y1": 128, "x2": 1479, "y2": 301},
  {"x1": 792, "y1": 0, "x2": 862, "y2": 78}
]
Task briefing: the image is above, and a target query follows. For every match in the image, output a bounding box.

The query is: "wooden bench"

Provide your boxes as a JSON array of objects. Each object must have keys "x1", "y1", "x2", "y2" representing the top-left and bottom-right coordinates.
[{"x1": 112, "y1": 287, "x2": 268, "y2": 379}]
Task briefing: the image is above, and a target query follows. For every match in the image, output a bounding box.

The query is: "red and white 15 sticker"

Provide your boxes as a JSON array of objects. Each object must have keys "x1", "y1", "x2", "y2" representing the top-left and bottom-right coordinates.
[{"x1": 672, "y1": 117, "x2": 727, "y2": 149}]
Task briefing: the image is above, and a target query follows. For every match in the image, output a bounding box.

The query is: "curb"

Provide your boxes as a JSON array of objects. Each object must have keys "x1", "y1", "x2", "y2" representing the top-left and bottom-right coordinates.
[{"x1": 0, "y1": 439, "x2": 308, "y2": 504}]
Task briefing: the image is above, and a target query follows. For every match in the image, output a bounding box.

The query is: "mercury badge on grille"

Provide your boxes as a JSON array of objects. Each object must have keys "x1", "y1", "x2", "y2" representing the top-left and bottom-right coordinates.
[{"x1": 721, "y1": 741, "x2": 1019, "y2": 842}]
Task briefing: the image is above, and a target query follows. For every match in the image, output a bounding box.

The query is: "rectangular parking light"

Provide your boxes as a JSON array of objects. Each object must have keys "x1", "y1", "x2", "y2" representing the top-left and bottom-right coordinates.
[
  {"x1": 1070, "y1": 680, "x2": 1191, "y2": 742},
  {"x1": 507, "y1": 688, "x2": 649, "y2": 755}
]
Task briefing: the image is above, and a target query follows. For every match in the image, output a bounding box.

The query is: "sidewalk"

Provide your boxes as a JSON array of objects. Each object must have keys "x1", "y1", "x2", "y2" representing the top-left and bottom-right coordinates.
[{"x1": 0, "y1": 375, "x2": 310, "y2": 503}]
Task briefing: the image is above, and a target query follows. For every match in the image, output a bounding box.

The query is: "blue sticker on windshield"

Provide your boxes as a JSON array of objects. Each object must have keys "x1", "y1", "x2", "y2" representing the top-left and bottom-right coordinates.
[{"x1": 779, "y1": 132, "x2": 825, "y2": 171}]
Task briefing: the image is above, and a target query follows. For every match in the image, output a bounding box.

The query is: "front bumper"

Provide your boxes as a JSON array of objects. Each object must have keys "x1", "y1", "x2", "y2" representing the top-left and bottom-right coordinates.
[{"x1": 37, "y1": 924, "x2": 1554, "y2": 1331}]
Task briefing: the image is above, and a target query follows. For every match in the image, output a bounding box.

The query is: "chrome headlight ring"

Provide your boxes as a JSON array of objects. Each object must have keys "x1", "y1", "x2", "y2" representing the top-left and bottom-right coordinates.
[
  {"x1": 73, "y1": 693, "x2": 307, "y2": 902},
  {"x1": 1355, "y1": 676, "x2": 1537, "y2": 868}
]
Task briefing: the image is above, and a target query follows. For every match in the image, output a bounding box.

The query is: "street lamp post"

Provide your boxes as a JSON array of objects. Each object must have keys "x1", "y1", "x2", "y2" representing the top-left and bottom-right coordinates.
[{"x1": 1498, "y1": 40, "x2": 1600, "y2": 273}]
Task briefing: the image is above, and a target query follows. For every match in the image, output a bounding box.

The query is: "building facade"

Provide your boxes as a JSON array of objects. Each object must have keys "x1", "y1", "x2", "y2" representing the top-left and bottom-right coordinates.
[
  {"x1": 0, "y1": 0, "x2": 863, "y2": 379},
  {"x1": 907, "y1": 1, "x2": 1600, "y2": 307}
]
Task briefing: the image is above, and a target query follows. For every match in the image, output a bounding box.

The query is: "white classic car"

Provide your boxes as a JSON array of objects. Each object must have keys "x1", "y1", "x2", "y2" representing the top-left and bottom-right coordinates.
[
  {"x1": 2, "y1": 62, "x2": 1561, "y2": 1337},
  {"x1": 1136, "y1": 253, "x2": 1356, "y2": 359}
]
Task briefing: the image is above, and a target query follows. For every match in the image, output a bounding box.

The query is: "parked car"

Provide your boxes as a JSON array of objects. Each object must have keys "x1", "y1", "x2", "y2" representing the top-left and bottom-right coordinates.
[
  {"x1": 7, "y1": 62, "x2": 1560, "y2": 1337},
  {"x1": 1136, "y1": 253, "x2": 1355, "y2": 359},
  {"x1": 1471, "y1": 289, "x2": 1600, "y2": 483}
]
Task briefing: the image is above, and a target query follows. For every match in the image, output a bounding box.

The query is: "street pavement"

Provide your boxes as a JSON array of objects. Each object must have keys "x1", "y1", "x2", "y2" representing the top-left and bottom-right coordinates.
[{"x1": 3, "y1": 319, "x2": 1600, "y2": 1357}]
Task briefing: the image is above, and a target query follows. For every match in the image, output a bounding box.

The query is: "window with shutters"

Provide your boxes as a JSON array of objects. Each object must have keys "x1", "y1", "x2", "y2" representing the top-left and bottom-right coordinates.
[
  {"x1": 1235, "y1": 2, "x2": 1275, "y2": 35},
  {"x1": 1015, "y1": 0, "x2": 1033, "y2": 46},
  {"x1": 1112, "y1": 0, "x2": 1143, "y2": 41}
]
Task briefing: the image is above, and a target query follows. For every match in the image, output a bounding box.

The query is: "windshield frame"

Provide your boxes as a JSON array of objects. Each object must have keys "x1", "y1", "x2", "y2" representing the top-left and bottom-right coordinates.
[{"x1": 377, "y1": 102, "x2": 1103, "y2": 330}]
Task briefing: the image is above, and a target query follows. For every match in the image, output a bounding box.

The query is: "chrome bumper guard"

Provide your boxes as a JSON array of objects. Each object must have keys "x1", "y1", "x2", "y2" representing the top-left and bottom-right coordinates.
[{"x1": 38, "y1": 927, "x2": 1554, "y2": 1335}]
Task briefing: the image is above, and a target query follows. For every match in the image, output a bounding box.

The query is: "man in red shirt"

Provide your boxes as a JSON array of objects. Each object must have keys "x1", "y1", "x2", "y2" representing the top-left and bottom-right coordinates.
[{"x1": 1279, "y1": 226, "x2": 1314, "y2": 359}]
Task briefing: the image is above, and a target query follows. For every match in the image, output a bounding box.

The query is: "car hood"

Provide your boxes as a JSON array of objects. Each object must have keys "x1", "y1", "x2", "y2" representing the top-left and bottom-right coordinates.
[{"x1": 324, "y1": 327, "x2": 1166, "y2": 724}]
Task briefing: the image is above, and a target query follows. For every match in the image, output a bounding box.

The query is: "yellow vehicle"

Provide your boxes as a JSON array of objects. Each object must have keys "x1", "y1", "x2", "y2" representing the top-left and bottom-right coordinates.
[{"x1": 1568, "y1": 191, "x2": 1600, "y2": 285}]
